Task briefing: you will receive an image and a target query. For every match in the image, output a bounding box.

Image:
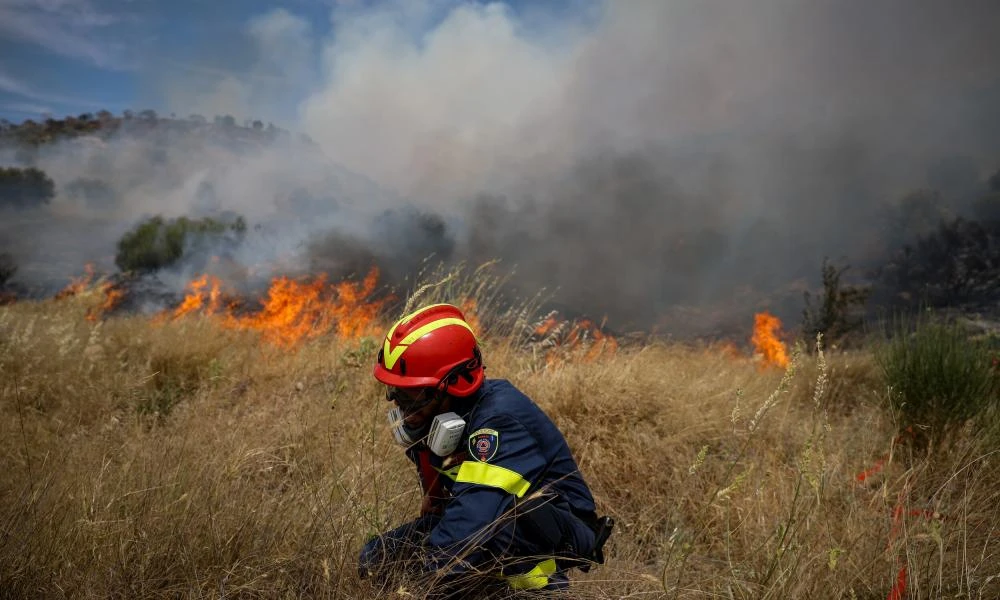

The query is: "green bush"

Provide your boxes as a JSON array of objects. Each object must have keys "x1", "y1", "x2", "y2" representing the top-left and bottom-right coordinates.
[
  {"x1": 801, "y1": 258, "x2": 869, "y2": 349},
  {"x1": 876, "y1": 313, "x2": 999, "y2": 444},
  {"x1": 0, "y1": 166, "x2": 55, "y2": 209},
  {"x1": 115, "y1": 214, "x2": 246, "y2": 273}
]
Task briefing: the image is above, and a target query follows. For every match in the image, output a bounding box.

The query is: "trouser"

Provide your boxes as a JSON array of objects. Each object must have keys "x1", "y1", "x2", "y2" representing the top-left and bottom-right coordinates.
[{"x1": 359, "y1": 499, "x2": 595, "y2": 596}]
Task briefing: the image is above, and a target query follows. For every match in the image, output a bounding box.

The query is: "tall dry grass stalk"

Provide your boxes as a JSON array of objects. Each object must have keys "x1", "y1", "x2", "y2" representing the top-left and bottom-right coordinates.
[{"x1": 1, "y1": 282, "x2": 998, "y2": 599}]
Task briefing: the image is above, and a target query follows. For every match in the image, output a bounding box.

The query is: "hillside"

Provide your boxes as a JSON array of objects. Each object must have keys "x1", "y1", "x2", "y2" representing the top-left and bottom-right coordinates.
[
  {"x1": 0, "y1": 111, "x2": 402, "y2": 303},
  {"x1": 0, "y1": 110, "x2": 308, "y2": 151}
]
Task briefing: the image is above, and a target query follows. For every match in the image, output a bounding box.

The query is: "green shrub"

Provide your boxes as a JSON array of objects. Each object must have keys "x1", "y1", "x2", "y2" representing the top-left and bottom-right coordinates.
[
  {"x1": 801, "y1": 258, "x2": 869, "y2": 349},
  {"x1": 115, "y1": 214, "x2": 246, "y2": 272},
  {"x1": 0, "y1": 166, "x2": 55, "y2": 209},
  {"x1": 876, "y1": 313, "x2": 999, "y2": 444}
]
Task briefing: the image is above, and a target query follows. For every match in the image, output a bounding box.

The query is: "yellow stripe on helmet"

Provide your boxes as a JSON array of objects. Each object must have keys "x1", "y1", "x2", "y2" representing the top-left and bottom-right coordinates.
[
  {"x1": 382, "y1": 306, "x2": 477, "y2": 371},
  {"x1": 383, "y1": 303, "x2": 454, "y2": 343}
]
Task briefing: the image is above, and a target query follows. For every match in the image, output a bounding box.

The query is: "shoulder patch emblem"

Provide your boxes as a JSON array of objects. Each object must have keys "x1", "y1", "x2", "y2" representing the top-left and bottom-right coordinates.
[{"x1": 469, "y1": 428, "x2": 500, "y2": 462}]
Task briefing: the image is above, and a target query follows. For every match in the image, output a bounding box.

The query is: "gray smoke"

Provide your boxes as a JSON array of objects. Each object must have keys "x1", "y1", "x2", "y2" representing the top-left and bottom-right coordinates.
[
  {"x1": 298, "y1": 0, "x2": 1000, "y2": 332},
  {"x1": 2, "y1": 0, "x2": 1000, "y2": 335}
]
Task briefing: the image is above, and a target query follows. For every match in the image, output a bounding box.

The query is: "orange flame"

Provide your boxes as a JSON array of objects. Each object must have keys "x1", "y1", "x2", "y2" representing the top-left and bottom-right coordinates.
[
  {"x1": 172, "y1": 274, "x2": 224, "y2": 319},
  {"x1": 460, "y1": 297, "x2": 481, "y2": 334},
  {"x1": 533, "y1": 314, "x2": 560, "y2": 337},
  {"x1": 531, "y1": 311, "x2": 618, "y2": 366},
  {"x1": 55, "y1": 263, "x2": 96, "y2": 299},
  {"x1": 331, "y1": 268, "x2": 384, "y2": 338},
  {"x1": 751, "y1": 312, "x2": 789, "y2": 369},
  {"x1": 169, "y1": 267, "x2": 389, "y2": 347},
  {"x1": 85, "y1": 282, "x2": 125, "y2": 321},
  {"x1": 54, "y1": 265, "x2": 125, "y2": 321}
]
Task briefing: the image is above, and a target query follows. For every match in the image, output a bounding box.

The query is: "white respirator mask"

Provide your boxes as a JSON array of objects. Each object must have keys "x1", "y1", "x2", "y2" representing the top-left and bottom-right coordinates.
[{"x1": 387, "y1": 406, "x2": 466, "y2": 457}]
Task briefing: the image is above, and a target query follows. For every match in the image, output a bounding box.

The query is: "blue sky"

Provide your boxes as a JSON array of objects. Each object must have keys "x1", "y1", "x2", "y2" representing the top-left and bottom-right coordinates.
[
  {"x1": 0, "y1": 0, "x2": 586, "y2": 124},
  {"x1": 0, "y1": 0, "x2": 337, "y2": 123}
]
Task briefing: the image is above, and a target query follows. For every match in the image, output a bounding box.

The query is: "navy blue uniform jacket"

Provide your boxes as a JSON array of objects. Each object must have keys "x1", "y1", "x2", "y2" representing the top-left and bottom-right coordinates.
[{"x1": 406, "y1": 379, "x2": 597, "y2": 571}]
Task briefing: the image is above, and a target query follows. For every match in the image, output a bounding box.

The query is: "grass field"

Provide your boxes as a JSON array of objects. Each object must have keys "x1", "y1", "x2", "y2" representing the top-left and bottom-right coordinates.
[{"x1": 1, "y1": 277, "x2": 998, "y2": 599}]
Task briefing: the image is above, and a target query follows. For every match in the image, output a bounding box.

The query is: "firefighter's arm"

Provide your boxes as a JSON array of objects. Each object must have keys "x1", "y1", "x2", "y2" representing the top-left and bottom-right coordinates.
[{"x1": 423, "y1": 414, "x2": 547, "y2": 572}]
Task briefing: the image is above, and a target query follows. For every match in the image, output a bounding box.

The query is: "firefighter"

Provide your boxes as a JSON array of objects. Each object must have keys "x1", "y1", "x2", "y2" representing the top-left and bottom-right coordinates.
[{"x1": 359, "y1": 303, "x2": 613, "y2": 595}]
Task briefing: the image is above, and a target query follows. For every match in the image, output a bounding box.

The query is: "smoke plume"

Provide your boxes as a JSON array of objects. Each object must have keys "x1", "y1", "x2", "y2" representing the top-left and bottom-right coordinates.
[{"x1": 2, "y1": 0, "x2": 1000, "y2": 336}]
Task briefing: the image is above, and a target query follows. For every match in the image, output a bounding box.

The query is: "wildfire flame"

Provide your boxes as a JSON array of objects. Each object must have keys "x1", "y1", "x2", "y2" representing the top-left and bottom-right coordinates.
[
  {"x1": 168, "y1": 267, "x2": 389, "y2": 347},
  {"x1": 55, "y1": 263, "x2": 97, "y2": 299},
  {"x1": 459, "y1": 297, "x2": 481, "y2": 334},
  {"x1": 751, "y1": 312, "x2": 789, "y2": 369},
  {"x1": 172, "y1": 274, "x2": 225, "y2": 318},
  {"x1": 532, "y1": 311, "x2": 618, "y2": 366},
  {"x1": 53, "y1": 264, "x2": 126, "y2": 321},
  {"x1": 533, "y1": 314, "x2": 560, "y2": 338},
  {"x1": 86, "y1": 282, "x2": 125, "y2": 322}
]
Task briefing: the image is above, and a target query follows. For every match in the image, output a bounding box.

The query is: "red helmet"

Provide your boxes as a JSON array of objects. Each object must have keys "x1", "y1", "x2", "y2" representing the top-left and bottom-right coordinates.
[{"x1": 373, "y1": 303, "x2": 484, "y2": 397}]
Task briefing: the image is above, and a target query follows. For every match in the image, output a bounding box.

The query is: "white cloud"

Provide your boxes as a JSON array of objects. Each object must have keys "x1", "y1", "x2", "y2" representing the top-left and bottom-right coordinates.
[
  {"x1": 160, "y1": 8, "x2": 316, "y2": 124},
  {"x1": 0, "y1": 67, "x2": 116, "y2": 109},
  {"x1": 0, "y1": 71, "x2": 38, "y2": 98},
  {"x1": 0, "y1": 0, "x2": 129, "y2": 69},
  {"x1": 0, "y1": 102, "x2": 54, "y2": 117}
]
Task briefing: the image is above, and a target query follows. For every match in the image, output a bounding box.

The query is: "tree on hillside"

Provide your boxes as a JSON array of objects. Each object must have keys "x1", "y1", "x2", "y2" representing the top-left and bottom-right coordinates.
[
  {"x1": 0, "y1": 167, "x2": 56, "y2": 209},
  {"x1": 115, "y1": 214, "x2": 247, "y2": 273},
  {"x1": 801, "y1": 258, "x2": 870, "y2": 348}
]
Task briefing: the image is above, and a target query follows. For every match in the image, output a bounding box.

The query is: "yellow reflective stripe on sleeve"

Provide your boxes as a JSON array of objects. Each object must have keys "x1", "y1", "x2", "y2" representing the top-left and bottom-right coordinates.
[
  {"x1": 506, "y1": 558, "x2": 558, "y2": 590},
  {"x1": 455, "y1": 461, "x2": 531, "y2": 497}
]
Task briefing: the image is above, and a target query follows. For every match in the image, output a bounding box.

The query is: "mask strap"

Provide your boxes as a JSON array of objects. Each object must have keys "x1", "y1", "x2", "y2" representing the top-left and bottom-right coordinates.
[{"x1": 437, "y1": 347, "x2": 483, "y2": 393}]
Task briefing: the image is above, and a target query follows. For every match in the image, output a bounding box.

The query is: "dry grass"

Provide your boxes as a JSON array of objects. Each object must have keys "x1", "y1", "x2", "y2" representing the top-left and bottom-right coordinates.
[{"x1": 1, "y1": 285, "x2": 999, "y2": 599}]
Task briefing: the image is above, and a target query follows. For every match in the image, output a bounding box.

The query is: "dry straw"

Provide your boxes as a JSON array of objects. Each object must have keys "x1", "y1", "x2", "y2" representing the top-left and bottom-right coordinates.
[{"x1": 1, "y1": 267, "x2": 998, "y2": 598}]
